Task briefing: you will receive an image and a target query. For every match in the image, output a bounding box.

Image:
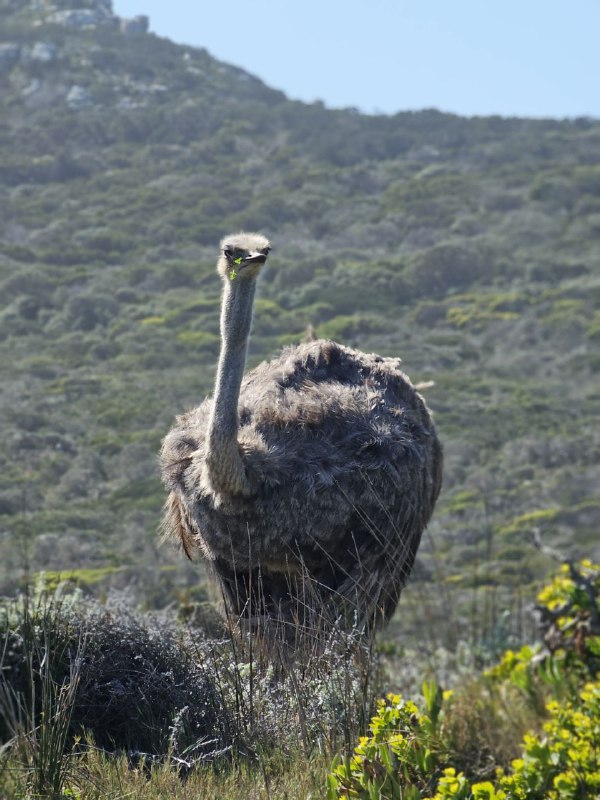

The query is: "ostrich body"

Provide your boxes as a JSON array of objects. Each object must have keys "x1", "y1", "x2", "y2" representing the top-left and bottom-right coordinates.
[{"x1": 161, "y1": 233, "x2": 442, "y2": 639}]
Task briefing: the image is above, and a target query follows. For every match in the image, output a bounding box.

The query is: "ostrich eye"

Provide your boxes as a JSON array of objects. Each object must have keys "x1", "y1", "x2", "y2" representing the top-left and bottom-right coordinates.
[
  {"x1": 260, "y1": 247, "x2": 271, "y2": 256},
  {"x1": 224, "y1": 247, "x2": 245, "y2": 263}
]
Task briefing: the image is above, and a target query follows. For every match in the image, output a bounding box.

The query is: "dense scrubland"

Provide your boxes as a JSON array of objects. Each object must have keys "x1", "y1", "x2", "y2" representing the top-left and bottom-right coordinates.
[{"x1": 0, "y1": 0, "x2": 599, "y2": 797}]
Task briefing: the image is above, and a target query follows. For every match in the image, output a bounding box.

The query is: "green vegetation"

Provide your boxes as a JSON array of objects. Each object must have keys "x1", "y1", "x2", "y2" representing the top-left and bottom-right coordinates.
[
  {"x1": 326, "y1": 560, "x2": 600, "y2": 800},
  {"x1": 1, "y1": 560, "x2": 597, "y2": 799}
]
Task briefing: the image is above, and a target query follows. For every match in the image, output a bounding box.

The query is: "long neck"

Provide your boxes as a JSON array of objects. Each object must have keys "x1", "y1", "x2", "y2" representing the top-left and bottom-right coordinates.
[{"x1": 206, "y1": 276, "x2": 256, "y2": 496}]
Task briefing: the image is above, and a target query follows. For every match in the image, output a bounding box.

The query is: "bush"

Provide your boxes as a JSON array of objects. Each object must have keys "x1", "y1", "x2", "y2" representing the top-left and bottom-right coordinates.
[
  {"x1": 424, "y1": 681, "x2": 599, "y2": 799},
  {"x1": 498, "y1": 682, "x2": 599, "y2": 800},
  {"x1": 408, "y1": 244, "x2": 492, "y2": 298},
  {"x1": 326, "y1": 684, "x2": 445, "y2": 799},
  {"x1": 535, "y1": 559, "x2": 600, "y2": 678},
  {"x1": 327, "y1": 559, "x2": 600, "y2": 800},
  {"x1": 0, "y1": 592, "x2": 234, "y2": 760}
]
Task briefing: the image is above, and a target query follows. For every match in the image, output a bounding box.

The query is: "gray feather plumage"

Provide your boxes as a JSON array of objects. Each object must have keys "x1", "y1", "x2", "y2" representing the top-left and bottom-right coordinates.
[{"x1": 161, "y1": 337, "x2": 442, "y2": 633}]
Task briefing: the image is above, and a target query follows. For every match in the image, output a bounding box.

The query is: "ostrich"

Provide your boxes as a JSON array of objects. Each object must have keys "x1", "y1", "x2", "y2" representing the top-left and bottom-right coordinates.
[{"x1": 160, "y1": 232, "x2": 442, "y2": 644}]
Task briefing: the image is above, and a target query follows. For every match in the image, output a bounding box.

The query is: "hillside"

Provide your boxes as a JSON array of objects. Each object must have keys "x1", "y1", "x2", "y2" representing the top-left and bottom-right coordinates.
[{"x1": 1, "y1": 0, "x2": 599, "y2": 649}]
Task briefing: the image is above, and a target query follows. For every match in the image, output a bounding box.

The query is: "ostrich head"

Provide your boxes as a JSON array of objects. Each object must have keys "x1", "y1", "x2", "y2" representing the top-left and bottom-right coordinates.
[{"x1": 218, "y1": 232, "x2": 271, "y2": 282}]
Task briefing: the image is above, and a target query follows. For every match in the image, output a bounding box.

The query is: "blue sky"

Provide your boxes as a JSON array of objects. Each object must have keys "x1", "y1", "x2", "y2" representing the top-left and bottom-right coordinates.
[{"x1": 113, "y1": 0, "x2": 599, "y2": 119}]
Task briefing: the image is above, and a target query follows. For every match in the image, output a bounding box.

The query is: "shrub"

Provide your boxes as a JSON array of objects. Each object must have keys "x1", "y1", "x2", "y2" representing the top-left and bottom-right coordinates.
[
  {"x1": 425, "y1": 682, "x2": 600, "y2": 800},
  {"x1": 534, "y1": 559, "x2": 600, "y2": 678},
  {"x1": 498, "y1": 682, "x2": 599, "y2": 800},
  {"x1": 326, "y1": 684, "x2": 445, "y2": 799},
  {"x1": 328, "y1": 678, "x2": 600, "y2": 799},
  {"x1": 327, "y1": 559, "x2": 600, "y2": 800},
  {"x1": 0, "y1": 592, "x2": 234, "y2": 760}
]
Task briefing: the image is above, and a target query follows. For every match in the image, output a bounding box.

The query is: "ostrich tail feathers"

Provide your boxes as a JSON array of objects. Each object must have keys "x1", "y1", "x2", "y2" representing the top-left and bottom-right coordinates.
[{"x1": 162, "y1": 491, "x2": 196, "y2": 561}]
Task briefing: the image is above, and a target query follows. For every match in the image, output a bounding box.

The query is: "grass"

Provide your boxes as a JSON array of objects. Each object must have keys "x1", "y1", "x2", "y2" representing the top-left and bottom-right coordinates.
[
  {"x1": 0, "y1": 594, "x2": 84, "y2": 798},
  {"x1": 8, "y1": 746, "x2": 331, "y2": 800},
  {"x1": 0, "y1": 740, "x2": 331, "y2": 799}
]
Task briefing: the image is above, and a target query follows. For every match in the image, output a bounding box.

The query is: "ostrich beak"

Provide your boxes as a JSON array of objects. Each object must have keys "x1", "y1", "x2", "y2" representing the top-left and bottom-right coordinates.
[{"x1": 243, "y1": 252, "x2": 267, "y2": 265}]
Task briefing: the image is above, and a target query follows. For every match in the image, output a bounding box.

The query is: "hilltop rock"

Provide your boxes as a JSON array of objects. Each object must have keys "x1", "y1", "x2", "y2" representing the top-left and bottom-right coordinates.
[
  {"x1": 50, "y1": 8, "x2": 115, "y2": 28},
  {"x1": 120, "y1": 15, "x2": 149, "y2": 36},
  {"x1": 31, "y1": 0, "x2": 113, "y2": 12},
  {"x1": 1, "y1": 0, "x2": 153, "y2": 44}
]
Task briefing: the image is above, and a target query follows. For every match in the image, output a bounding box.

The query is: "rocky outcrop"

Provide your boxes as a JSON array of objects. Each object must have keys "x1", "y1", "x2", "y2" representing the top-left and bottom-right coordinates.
[
  {"x1": 120, "y1": 15, "x2": 149, "y2": 36},
  {"x1": 0, "y1": 40, "x2": 59, "y2": 71},
  {"x1": 26, "y1": 41, "x2": 59, "y2": 63},
  {"x1": 66, "y1": 84, "x2": 93, "y2": 109},
  {"x1": 50, "y1": 8, "x2": 115, "y2": 28},
  {"x1": 3, "y1": 2, "x2": 150, "y2": 39},
  {"x1": 31, "y1": 41, "x2": 57, "y2": 61}
]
